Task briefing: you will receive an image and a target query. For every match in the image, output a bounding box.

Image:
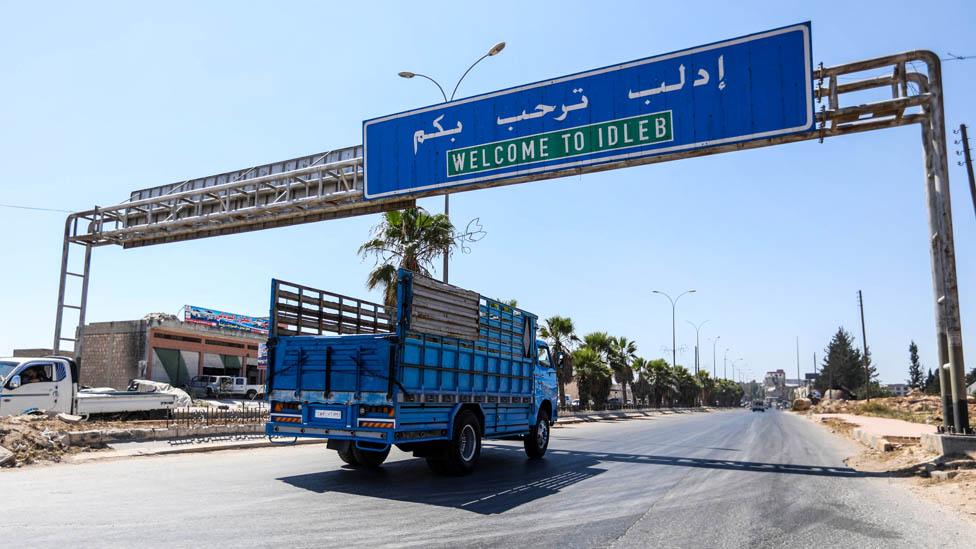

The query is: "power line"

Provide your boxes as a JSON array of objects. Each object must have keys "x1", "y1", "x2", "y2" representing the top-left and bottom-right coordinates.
[
  {"x1": 0, "y1": 203, "x2": 72, "y2": 213},
  {"x1": 944, "y1": 52, "x2": 976, "y2": 62}
]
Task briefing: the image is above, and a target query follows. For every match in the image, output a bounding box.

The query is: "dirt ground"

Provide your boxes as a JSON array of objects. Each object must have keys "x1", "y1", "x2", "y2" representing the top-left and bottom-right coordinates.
[
  {"x1": 805, "y1": 394, "x2": 976, "y2": 430},
  {"x1": 806, "y1": 413, "x2": 976, "y2": 523}
]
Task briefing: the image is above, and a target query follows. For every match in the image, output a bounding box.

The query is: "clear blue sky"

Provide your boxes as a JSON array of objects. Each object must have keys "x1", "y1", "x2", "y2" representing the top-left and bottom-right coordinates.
[{"x1": 2, "y1": 1, "x2": 974, "y2": 385}]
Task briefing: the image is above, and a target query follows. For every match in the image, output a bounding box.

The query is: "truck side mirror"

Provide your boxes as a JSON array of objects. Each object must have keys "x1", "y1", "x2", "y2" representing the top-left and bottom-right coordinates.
[{"x1": 8, "y1": 375, "x2": 21, "y2": 389}]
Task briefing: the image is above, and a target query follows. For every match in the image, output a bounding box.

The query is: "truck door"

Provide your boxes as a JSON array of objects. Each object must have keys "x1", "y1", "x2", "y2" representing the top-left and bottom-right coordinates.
[
  {"x1": 534, "y1": 344, "x2": 558, "y2": 418},
  {"x1": 1, "y1": 362, "x2": 58, "y2": 415}
]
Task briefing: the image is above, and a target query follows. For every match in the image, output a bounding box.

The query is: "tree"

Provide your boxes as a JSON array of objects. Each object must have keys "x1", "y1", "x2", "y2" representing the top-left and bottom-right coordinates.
[
  {"x1": 967, "y1": 367, "x2": 976, "y2": 387},
  {"x1": 609, "y1": 336, "x2": 637, "y2": 405},
  {"x1": 645, "y1": 358, "x2": 675, "y2": 408},
  {"x1": 815, "y1": 327, "x2": 875, "y2": 397},
  {"x1": 540, "y1": 316, "x2": 579, "y2": 408},
  {"x1": 358, "y1": 208, "x2": 455, "y2": 308},
  {"x1": 907, "y1": 341, "x2": 924, "y2": 389},
  {"x1": 572, "y1": 347, "x2": 611, "y2": 408},
  {"x1": 671, "y1": 366, "x2": 699, "y2": 407},
  {"x1": 696, "y1": 370, "x2": 716, "y2": 406},
  {"x1": 923, "y1": 368, "x2": 939, "y2": 395},
  {"x1": 631, "y1": 357, "x2": 650, "y2": 405}
]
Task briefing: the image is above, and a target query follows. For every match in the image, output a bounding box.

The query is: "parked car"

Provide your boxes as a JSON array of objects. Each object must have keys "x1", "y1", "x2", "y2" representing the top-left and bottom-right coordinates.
[{"x1": 751, "y1": 400, "x2": 765, "y2": 412}]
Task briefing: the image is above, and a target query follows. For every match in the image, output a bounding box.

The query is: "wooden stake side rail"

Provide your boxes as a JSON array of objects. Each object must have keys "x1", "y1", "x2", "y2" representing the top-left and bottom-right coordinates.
[{"x1": 272, "y1": 280, "x2": 391, "y2": 337}]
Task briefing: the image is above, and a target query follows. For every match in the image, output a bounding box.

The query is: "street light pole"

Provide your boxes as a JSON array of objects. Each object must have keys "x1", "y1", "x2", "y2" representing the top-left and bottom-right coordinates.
[
  {"x1": 398, "y1": 41, "x2": 506, "y2": 283},
  {"x1": 653, "y1": 289, "x2": 696, "y2": 367},
  {"x1": 686, "y1": 320, "x2": 709, "y2": 375},
  {"x1": 724, "y1": 348, "x2": 730, "y2": 379},
  {"x1": 710, "y1": 336, "x2": 720, "y2": 378}
]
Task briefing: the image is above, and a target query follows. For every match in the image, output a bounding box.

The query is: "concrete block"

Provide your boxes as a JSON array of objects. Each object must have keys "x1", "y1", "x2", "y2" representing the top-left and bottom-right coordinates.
[
  {"x1": 930, "y1": 470, "x2": 959, "y2": 482},
  {"x1": 921, "y1": 433, "x2": 976, "y2": 458}
]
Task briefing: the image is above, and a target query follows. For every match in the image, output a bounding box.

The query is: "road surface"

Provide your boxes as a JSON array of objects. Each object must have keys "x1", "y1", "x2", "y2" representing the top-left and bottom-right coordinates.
[{"x1": 3, "y1": 409, "x2": 974, "y2": 548}]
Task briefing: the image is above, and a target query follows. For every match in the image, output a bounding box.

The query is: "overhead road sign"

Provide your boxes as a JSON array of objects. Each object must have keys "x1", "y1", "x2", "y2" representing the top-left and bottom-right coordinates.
[{"x1": 364, "y1": 23, "x2": 813, "y2": 199}]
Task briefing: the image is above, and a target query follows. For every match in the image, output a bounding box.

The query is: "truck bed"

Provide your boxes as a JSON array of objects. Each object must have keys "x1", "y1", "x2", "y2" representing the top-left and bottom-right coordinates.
[{"x1": 267, "y1": 271, "x2": 541, "y2": 441}]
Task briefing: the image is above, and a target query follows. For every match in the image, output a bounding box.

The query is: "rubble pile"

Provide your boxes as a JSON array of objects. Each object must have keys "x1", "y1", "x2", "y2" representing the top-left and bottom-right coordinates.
[{"x1": 0, "y1": 414, "x2": 73, "y2": 467}]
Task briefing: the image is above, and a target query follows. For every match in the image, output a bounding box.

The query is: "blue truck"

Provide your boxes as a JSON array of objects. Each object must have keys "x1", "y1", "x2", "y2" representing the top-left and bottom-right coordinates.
[{"x1": 264, "y1": 269, "x2": 558, "y2": 475}]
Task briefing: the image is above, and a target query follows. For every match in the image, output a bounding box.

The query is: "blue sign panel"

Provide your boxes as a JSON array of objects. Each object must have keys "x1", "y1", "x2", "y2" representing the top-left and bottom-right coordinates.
[{"x1": 363, "y1": 23, "x2": 812, "y2": 200}]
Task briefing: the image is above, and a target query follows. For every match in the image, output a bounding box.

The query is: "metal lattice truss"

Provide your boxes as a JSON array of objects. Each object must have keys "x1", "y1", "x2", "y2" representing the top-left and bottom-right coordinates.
[
  {"x1": 55, "y1": 51, "x2": 968, "y2": 434},
  {"x1": 67, "y1": 145, "x2": 412, "y2": 249}
]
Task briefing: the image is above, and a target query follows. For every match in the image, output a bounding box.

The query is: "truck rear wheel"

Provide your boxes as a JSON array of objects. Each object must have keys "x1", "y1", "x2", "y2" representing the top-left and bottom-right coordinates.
[
  {"x1": 427, "y1": 410, "x2": 482, "y2": 475},
  {"x1": 246, "y1": 390, "x2": 258, "y2": 400},
  {"x1": 524, "y1": 409, "x2": 551, "y2": 459},
  {"x1": 351, "y1": 444, "x2": 390, "y2": 468},
  {"x1": 335, "y1": 442, "x2": 360, "y2": 466}
]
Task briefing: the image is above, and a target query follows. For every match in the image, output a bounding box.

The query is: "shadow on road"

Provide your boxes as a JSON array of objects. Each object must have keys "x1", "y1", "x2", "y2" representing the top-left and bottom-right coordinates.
[{"x1": 278, "y1": 441, "x2": 877, "y2": 515}]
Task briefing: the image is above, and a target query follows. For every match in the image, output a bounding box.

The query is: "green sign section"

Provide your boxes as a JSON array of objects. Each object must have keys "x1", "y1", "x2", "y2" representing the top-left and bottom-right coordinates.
[{"x1": 447, "y1": 111, "x2": 673, "y2": 177}]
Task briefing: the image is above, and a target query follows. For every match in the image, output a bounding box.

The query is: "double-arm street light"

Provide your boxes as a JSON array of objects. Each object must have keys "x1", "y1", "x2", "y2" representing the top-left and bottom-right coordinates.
[
  {"x1": 730, "y1": 358, "x2": 743, "y2": 381},
  {"x1": 652, "y1": 289, "x2": 696, "y2": 367},
  {"x1": 686, "y1": 320, "x2": 709, "y2": 375},
  {"x1": 398, "y1": 41, "x2": 506, "y2": 283}
]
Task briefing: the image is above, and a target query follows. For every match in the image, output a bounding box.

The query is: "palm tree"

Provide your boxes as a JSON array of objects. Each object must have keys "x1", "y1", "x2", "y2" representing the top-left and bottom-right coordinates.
[
  {"x1": 540, "y1": 316, "x2": 580, "y2": 408},
  {"x1": 696, "y1": 370, "x2": 715, "y2": 407},
  {"x1": 646, "y1": 358, "x2": 675, "y2": 407},
  {"x1": 572, "y1": 347, "x2": 610, "y2": 408},
  {"x1": 672, "y1": 366, "x2": 699, "y2": 407},
  {"x1": 631, "y1": 357, "x2": 650, "y2": 405},
  {"x1": 358, "y1": 208, "x2": 455, "y2": 308},
  {"x1": 609, "y1": 336, "x2": 637, "y2": 405}
]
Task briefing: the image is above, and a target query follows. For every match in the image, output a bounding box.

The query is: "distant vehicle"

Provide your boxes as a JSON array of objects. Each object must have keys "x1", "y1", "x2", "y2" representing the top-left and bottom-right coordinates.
[
  {"x1": 266, "y1": 270, "x2": 558, "y2": 475},
  {"x1": 607, "y1": 397, "x2": 622, "y2": 409},
  {"x1": 0, "y1": 356, "x2": 179, "y2": 418},
  {"x1": 571, "y1": 399, "x2": 581, "y2": 407},
  {"x1": 188, "y1": 375, "x2": 264, "y2": 400},
  {"x1": 751, "y1": 400, "x2": 765, "y2": 412}
]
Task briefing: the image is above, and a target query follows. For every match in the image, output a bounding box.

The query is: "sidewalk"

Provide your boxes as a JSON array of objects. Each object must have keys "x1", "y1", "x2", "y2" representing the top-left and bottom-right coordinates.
[{"x1": 813, "y1": 413, "x2": 937, "y2": 451}]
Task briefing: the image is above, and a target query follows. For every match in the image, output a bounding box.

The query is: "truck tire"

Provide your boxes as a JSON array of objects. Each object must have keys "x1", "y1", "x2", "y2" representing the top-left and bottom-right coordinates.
[
  {"x1": 524, "y1": 409, "x2": 551, "y2": 459},
  {"x1": 336, "y1": 442, "x2": 360, "y2": 466},
  {"x1": 427, "y1": 410, "x2": 482, "y2": 475},
  {"x1": 246, "y1": 390, "x2": 258, "y2": 400},
  {"x1": 351, "y1": 444, "x2": 390, "y2": 468}
]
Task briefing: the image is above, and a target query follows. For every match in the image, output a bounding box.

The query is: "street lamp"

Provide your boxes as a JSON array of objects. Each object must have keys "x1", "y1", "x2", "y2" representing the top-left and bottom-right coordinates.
[
  {"x1": 724, "y1": 348, "x2": 730, "y2": 379},
  {"x1": 685, "y1": 320, "x2": 709, "y2": 375},
  {"x1": 730, "y1": 358, "x2": 743, "y2": 381},
  {"x1": 652, "y1": 289, "x2": 696, "y2": 367},
  {"x1": 710, "y1": 336, "x2": 720, "y2": 378},
  {"x1": 398, "y1": 41, "x2": 506, "y2": 283}
]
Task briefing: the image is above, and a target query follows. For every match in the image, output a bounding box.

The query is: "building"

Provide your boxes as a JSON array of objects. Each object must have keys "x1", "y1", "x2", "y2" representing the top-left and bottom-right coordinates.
[
  {"x1": 887, "y1": 383, "x2": 909, "y2": 397},
  {"x1": 76, "y1": 307, "x2": 267, "y2": 389},
  {"x1": 764, "y1": 369, "x2": 787, "y2": 400}
]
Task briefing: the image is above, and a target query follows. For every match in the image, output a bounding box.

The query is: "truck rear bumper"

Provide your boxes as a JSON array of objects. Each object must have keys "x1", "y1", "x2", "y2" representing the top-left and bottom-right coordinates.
[{"x1": 266, "y1": 423, "x2": 388, "y2": 441}]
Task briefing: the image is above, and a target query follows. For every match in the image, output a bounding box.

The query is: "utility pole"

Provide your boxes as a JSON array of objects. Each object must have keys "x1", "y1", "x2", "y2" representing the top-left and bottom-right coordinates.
[
  {"x1": 857, "y1": 290, "x2": 871, "y2": 400},
  {"x1": 958, "y1": 124, "x2": 976, "y2": 219},
  {"x1": 795, "y1": 336, "x2": 801, "y2": 393}
]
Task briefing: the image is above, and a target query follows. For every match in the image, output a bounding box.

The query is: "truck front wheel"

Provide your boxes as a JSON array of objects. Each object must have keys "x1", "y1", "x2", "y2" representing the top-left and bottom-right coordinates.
[
  {"x1": 427, "y1": 410, "x2": 482, "y2": 475},
  {"x1": 524, "y1": 409, "x2": 551, "y2": 459}
]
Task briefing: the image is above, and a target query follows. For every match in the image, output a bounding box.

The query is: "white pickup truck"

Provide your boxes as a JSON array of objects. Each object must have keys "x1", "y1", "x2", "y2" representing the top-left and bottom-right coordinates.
[
  {"x1": 0, "y1": 356, "x2": 181, "y2": 418},
  {"x1": 188, "y1": 375, "x2": 264, "y2": 400}
]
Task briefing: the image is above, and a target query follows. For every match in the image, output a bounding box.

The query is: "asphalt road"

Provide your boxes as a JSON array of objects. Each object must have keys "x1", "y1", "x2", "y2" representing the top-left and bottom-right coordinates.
[{"x1": 3, "y1": 410, "x2": 975, "y2": 548}]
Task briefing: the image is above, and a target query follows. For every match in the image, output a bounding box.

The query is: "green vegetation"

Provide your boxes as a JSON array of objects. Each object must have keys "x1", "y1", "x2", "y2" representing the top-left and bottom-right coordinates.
[
  {"x1": 907, "y1": 341, "x2": 923, "y2": 390},
  {"x1": 358, "y1": 207, "x2": 455, "y2": 308},
  {"x1": 813, "y1": 327, "x2": 877, "y2": 398}
]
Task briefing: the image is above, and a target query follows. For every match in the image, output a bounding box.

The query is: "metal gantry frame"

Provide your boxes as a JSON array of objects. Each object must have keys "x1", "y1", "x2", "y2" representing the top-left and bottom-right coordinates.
[{"x1": 53, "y1": 50, "x2": 970, "y2": 433}]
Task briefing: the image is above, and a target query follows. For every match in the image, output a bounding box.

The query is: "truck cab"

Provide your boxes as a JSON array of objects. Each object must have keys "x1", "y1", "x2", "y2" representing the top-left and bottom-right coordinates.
[{"x1": 0, "y1": 357, "x2": 75, "y2": 416}]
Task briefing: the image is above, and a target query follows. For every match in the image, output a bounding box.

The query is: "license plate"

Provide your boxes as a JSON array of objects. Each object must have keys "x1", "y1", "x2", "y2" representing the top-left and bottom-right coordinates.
[{"x1": 314, "y1": 409, "x2": 342, "y2": 420}]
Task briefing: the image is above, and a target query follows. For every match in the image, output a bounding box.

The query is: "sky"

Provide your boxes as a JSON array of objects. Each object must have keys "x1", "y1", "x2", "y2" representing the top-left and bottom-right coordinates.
[{"x1": 1, "y1": 1, "x2": 975, "y2": 385}]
